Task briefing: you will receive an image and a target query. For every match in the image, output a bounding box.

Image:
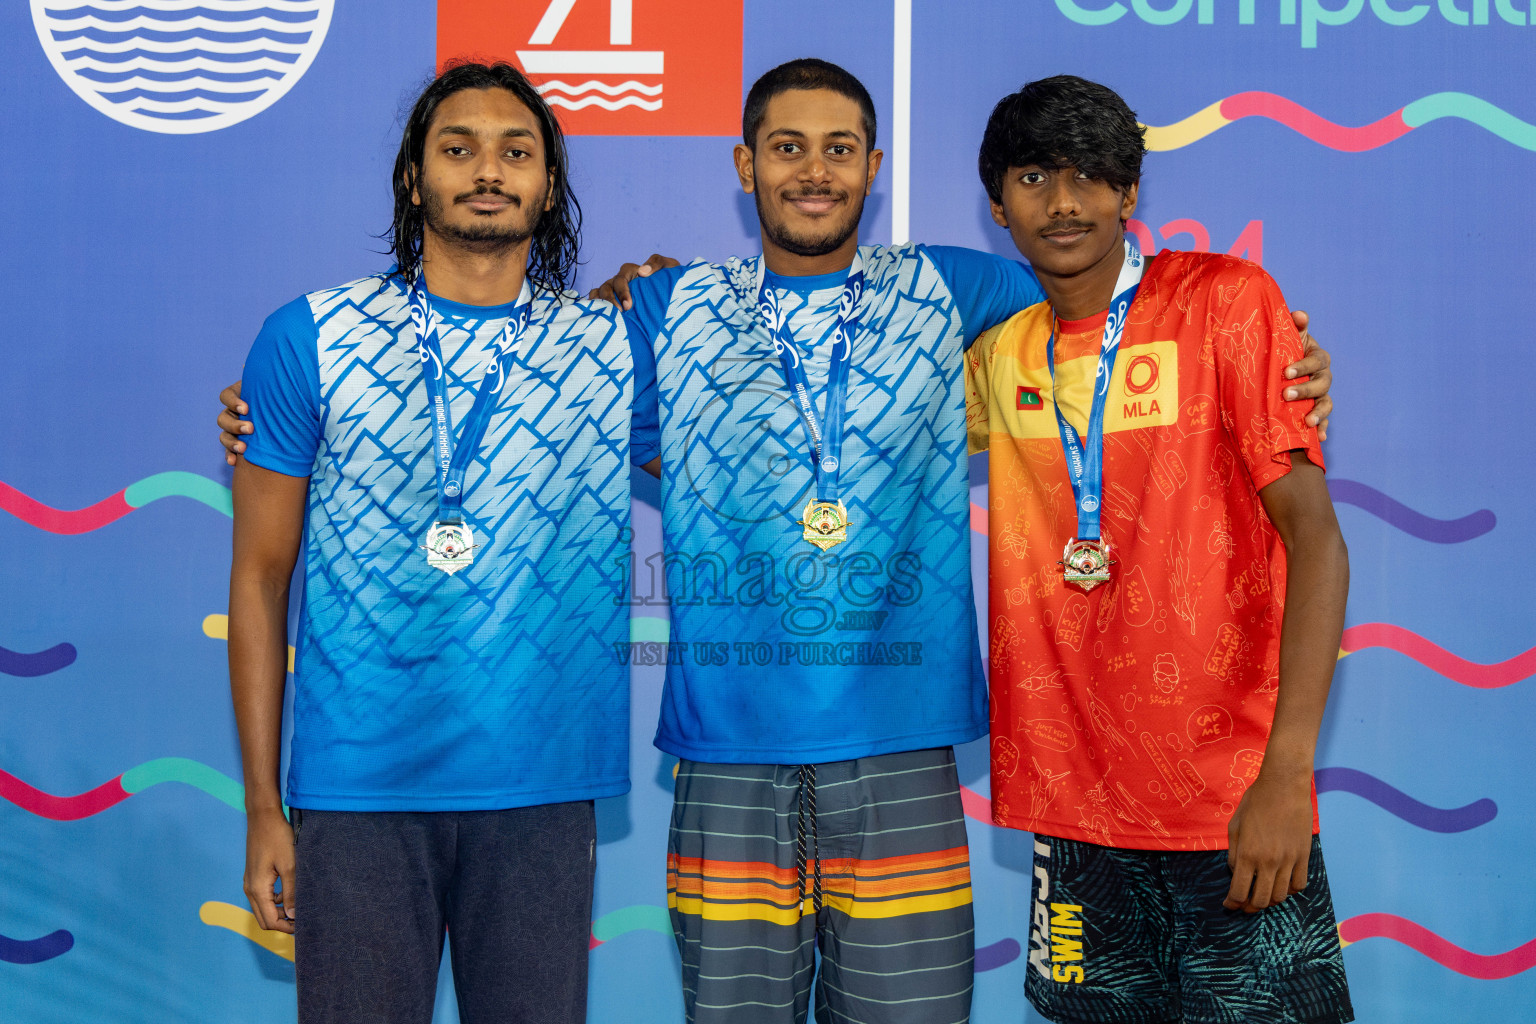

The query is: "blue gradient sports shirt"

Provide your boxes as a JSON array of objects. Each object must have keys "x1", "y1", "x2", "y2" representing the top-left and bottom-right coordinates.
[
  {"x1": 626, "y1": 244, "x2": 1045, "y2": 763},
  {"x1": 241, "y1": 274, "x2": 634, "y2": 810}
]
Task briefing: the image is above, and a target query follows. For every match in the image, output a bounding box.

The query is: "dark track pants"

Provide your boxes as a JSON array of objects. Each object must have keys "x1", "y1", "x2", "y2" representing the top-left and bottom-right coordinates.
[{"x1": 292, "y1": 802, "x2": 596, "y2": 1024}]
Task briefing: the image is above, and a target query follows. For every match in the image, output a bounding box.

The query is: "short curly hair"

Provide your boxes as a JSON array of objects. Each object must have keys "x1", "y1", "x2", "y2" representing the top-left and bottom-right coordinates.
[{"x1": 977, "y1": 75, "x2": 1145, "y2": 205}]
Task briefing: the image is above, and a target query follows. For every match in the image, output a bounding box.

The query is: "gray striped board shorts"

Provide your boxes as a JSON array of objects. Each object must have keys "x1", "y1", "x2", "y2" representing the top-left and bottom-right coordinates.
[{"x1": 667, "y1": 747, "x2": 976, "y2": 1024}]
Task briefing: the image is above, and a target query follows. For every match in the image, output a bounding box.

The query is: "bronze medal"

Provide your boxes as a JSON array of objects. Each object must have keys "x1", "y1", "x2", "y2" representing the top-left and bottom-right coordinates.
[{"x1": 1060, "y1": 537, "x2": 1113, "y2": 592}]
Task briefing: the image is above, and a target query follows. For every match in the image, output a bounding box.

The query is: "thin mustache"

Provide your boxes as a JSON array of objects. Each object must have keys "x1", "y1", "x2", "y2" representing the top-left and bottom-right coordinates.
[{"x1": 454, "y1": 187, "x2": 520, "y2": 205}]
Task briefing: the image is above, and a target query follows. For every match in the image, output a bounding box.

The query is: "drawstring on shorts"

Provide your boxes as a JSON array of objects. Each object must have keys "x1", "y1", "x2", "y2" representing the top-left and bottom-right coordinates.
[{"x1": 795, "y1": 764, "x2": 824, "y2": 913}]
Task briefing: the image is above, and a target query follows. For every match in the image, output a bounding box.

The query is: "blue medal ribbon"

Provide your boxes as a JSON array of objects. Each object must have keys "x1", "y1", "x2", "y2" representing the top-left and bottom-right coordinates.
[
  {"x1": 755, "y1": 255, "x2": 866, "y2": 503},
  {"x1": 409, "y1": 275, "x2": 533, "y2": 525},
  {"x1": 1046, "y1": 238, "x2": 1145, "y2": 543}
]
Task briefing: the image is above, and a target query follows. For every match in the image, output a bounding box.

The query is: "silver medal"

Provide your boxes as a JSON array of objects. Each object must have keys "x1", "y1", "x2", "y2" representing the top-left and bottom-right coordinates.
[{"x1": 424, "y1": 520, "x2": 476, "y2": 575}]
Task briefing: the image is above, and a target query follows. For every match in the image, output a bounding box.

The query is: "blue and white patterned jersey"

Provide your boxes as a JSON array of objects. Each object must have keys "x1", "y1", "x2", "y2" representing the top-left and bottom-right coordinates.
[
  {"x1": 626, "y1": 244, "x2": 1045, "y2": 763},
  {"x1": 241, "y1": 273, "x2": 633, "y2": 811}
]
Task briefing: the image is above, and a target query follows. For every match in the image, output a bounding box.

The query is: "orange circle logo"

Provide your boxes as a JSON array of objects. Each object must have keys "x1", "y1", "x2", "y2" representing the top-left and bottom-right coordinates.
[{"x1": 1124, "y1": 354, "x2": 1160, "y2": 395}]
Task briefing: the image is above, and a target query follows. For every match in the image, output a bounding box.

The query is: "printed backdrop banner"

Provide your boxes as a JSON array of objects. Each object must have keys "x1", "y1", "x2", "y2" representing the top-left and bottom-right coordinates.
[{"x1": 2, "y1": 2, "x2": 1532, "y2": 1022}]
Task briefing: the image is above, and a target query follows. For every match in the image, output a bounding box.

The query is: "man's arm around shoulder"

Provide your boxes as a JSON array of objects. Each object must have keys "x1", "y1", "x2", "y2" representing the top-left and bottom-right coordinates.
[
  {"x1": 1225, "y1": 455, "x2": 1348, "y2": 914},
  {"x1": 230, "y1": 459, "x2": 308, "y2": 934}
]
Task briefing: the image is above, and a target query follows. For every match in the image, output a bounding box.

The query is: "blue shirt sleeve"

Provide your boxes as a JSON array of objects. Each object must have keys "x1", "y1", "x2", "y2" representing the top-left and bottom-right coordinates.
[
  {"x1": 921, "y1": 245, "x2": 1047, "y2": 349},
  {"x1": 241, "y1": 295, "x2": 322, "y2": 478},
  {"x1": 622, "y1": 266, "x2": 687, "y2": 466}
]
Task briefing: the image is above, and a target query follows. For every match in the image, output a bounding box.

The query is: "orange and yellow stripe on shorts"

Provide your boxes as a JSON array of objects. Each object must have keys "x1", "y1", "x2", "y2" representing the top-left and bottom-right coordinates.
[{"x1": 668, "y1": 846, "x2": 973, "y2": 925}]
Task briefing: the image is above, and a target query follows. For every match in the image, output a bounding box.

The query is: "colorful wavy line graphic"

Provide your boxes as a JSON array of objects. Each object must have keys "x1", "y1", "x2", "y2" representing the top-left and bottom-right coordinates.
[
  {"x1": 976, "y1": 938, "x2": 1022, "y2": 972},
  {"x1": 0, "y1": 471, "x2": 231, "y2": 534},
  {"x1": 1327, "y1": 480, "x2": 1495, "y2": 544},
  {"x1": 1143, "y1": 92, "x2": 1536, "y2": 152},
  {"x1": 0, "y1": 770, "x2": 128, "y2": 820},
  {"x1": 1339, "y1": 914, "x2": 1536, "y2": 979},
  {"x1": 630, "y1": 615, "x2": 670, "y2": 644},
  {"x1": 0, "y1": 642, "x2": 77, "y2": 677},
  {"x1": 1339, "y1": 623, "x2": 1536, "y2": 688},
  {"x1": 1315, "y1": 768, "x2": 1495, "y2": 834},
  {"x1": 0, "y1": 757, "x2": 244, "y2": 820},
  {"x1": 201, "y1": 614, "x2": 672, "y2": 674},
  {"x1": 0, "y1": 929, "x2": 75, "y2": 965},
  {"x1": 974, "y1": 480, "x2": 1493, "y2": 544},
  {"x1": 589, "y1": 905, "x2": 672, "y2": 949},
  {"x1": 200, "y1": 902, "x2": 293, "y2": 962},
  {"x1": 970, "y1": 770, "x2": 1488, "y2": 835},
  {"x1": 202, "y1": 614, "x2": 671, "y2": 674},
  {"x1": 970, "y1": 501, "x2": 988, "y2": 536},
  {"x1": 959, "y1": 783, "x2": 993, "y2": 826}
]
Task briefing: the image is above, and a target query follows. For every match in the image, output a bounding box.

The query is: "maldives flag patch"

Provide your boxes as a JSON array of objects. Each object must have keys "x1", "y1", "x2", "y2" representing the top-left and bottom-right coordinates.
[{"x1": 1017, "y1": 386, "x2": 1044, "y2": 410}]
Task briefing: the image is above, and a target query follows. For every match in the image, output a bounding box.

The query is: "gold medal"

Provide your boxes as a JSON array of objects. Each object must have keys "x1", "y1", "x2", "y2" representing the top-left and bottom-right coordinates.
[
  {"x1": 798, "y1": 500, "x2": 850, "y2": 551},
  {"x1": 1061, "y1": 537, "x2": 1113, "y2": 592}
]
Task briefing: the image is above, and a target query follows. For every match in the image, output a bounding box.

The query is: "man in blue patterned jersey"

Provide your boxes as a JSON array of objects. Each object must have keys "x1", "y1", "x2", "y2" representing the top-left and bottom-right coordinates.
[
  {"x1": 601, "y1": 59, "x2": 1332, "y2": 1024},
  {"x1": 227, "y1": 62, "x2": 635, "y2": 1024}
]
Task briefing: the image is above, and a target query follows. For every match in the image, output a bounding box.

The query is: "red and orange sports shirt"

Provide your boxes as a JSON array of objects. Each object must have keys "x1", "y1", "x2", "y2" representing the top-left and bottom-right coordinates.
[{"x1": 966, "y1": 251, "x2": 1323, "y2": 851}]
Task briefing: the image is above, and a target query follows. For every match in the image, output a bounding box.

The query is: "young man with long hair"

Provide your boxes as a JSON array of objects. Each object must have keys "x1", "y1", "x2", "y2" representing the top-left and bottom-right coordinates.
[{"x1": 228, "y1": 61, "x2": 637, "y2": 1023}]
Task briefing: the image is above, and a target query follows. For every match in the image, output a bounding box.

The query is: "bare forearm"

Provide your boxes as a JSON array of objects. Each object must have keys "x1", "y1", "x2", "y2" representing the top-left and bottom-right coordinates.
[
  {"x1": 1226, "y1": 459, "x2": 1342, "y2": 910},
  {"x1": 1264, "y1": 528, "x2": 1349, "y2": 776},
  {"x1": 228, "y1": 459, "x2": 307, "y2": 815},
  {"x1": 229, "y1": 574, "x2": 290, "y2": 813}
]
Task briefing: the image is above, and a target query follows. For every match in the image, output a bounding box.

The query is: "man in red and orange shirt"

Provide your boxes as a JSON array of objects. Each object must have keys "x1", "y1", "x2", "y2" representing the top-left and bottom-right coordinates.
[{"x1": 967, "y1": 76, "x2": 1353, "y2": 1024}]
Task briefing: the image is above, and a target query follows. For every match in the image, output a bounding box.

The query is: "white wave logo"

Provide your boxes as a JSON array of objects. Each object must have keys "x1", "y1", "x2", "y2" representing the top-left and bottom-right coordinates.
[
  {"x1": 539, "y1": 79, "x2": 661, "y2": 112},
  {"x1": 31, "y1": 0, "x2": 334, "y2": 134}
]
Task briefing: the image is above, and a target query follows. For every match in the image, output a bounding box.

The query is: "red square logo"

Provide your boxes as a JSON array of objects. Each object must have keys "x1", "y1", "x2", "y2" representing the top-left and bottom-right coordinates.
[
  {"x1": 438, "y1": 0, "x2": 742, "y2": 136},
  {"x1": 1017, "y1": 386, "x2": 1044, "y2": 410}
]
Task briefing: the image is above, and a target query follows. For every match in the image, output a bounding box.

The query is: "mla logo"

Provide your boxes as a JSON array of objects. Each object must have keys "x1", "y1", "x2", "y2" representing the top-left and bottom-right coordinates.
[
  {"x1": 438, "y1": 0, "x2": 742, "y2": 136},
  {"x1": 31, "y1": 1, "x2": 333, "y2": 134},
  {"x1": 1112, "y1": 342, "x2": 1177, "y2": 428},
  {"x1": 1123, "y1": 353, "x2": 1160, "y2": 396}
]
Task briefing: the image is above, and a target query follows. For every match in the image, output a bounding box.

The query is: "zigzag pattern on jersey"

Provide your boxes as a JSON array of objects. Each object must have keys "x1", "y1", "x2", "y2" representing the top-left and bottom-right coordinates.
[
  {"x1": 657, "y1": 245, "x2": 973, "y2": 645},
  {"x1": 289, "y1": 276, "x2": 631, "y2": 792}
]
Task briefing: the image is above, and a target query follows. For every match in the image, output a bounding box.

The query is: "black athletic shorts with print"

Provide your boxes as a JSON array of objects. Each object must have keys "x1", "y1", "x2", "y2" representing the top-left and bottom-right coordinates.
[{"x1": 1024, "y1": 833, "x2": 1353, "y2": 1024}]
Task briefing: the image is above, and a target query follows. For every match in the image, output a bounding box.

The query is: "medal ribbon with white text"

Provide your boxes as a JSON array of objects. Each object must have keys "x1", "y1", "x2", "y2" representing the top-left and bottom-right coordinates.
[
  {"x1": 754, "y1": 255, "x2": 866, "y2": 506},
  {"x1": 410, "y1": 274, "x2": 533, "y2": 570},
  {"x1": 1046, "y1": 238, "x2": 1145, "y2": 550}
]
